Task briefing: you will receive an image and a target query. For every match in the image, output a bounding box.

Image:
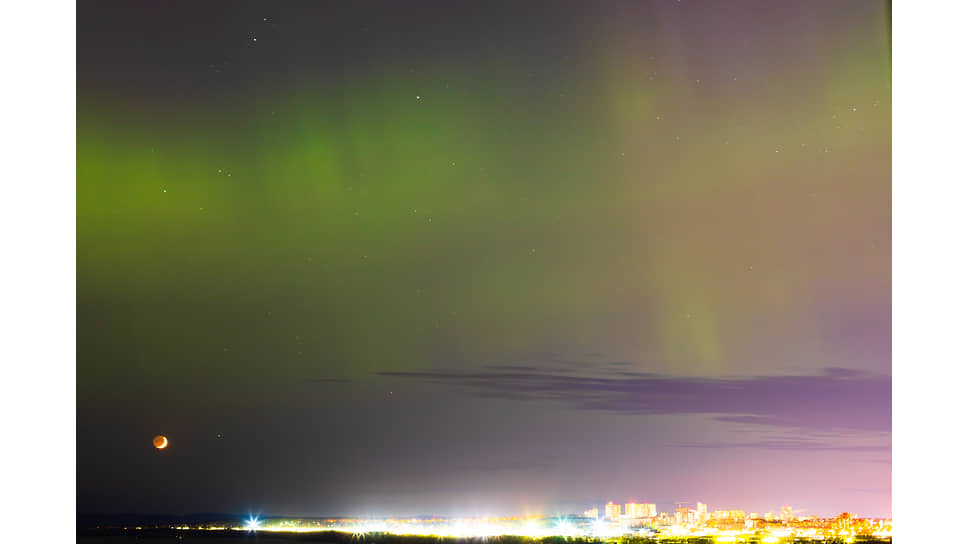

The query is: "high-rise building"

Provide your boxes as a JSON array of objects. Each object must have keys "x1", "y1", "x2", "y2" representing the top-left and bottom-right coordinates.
[
  {"x1": 583, "y1": 508, "x2": 599, "y2": 519},
  {"x1": 645, "y1": 503, "x2": 657, "y2": 517},
  {"x1": 781, "y1": 505, "x2": 793, "y2": 522},
  {"x1": 712, "y1": 510, "x2": 746, "y2": 522},
  {"x1": 625, "y1": 503, "x2": 648, "y2": 518},
  {"x1": 605, "y1": 502, "x2": 621, "y2": 520},
  {"x1": 697, "y1": 502, "x2": 708, "y2": 523},
  {"x1": 834, "y1": 513, "x2": 857, "y2": 531}
]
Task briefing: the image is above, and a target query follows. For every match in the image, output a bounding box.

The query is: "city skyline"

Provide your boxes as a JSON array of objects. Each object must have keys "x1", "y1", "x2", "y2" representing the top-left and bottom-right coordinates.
[{"x1": 76, "y1": 507, "x2": 892, "y2": 541}]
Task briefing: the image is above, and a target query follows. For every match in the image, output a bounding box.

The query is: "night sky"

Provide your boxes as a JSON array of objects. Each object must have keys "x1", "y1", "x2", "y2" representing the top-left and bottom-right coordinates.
[{"x1": 77, "y1": 1, "x2": 891, "y2": 519}]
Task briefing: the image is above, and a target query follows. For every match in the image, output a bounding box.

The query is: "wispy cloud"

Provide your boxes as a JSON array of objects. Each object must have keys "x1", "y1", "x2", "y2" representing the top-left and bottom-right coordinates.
[
  {"x1": 378, "y1": 366, "x2": 890, "y2": 432},
  {"x1": 675, "y1": 439, "x2": 890, "y2": 452}
]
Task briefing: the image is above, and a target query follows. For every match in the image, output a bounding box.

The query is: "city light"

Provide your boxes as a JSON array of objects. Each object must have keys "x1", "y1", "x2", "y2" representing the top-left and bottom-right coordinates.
[
  {"x1": 554, "y1": 519, "x2": 578, "y2": 537},
  {"x1": 150, "y1": 504, "x2": 890, "y2": 541}
]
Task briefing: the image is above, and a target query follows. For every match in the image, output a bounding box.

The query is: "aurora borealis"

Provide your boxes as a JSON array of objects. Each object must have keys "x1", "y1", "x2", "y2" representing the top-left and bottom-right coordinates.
[{"x1": 77, "y1": 0, "x2": 891, "y2": 520}]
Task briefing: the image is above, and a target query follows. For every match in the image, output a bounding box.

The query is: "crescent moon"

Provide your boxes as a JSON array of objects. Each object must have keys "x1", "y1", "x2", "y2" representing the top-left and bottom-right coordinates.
[
  {"x1": 159, "y1": 436, "x2": 168, "y2": 448},
  {"x1": 153, "y1": 435, "x2": 168, "y2": 449}
]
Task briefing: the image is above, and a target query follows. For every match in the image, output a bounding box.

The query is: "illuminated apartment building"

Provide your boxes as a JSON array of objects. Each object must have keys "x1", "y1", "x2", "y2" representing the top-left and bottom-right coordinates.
[
  {"x1": 696, "y1": 502, "x2": 707, "y2": 523},
  {"x1": 781, "y1": 505, "x2": 793, "y2": 522},
  {"x1": 675, "y1": 507, "x2": 695, "y2": 525},
  {"x1": 711, "y1": 510, "x2": 745, "y2": 522},
  {"x1": 605, "y1": 502, "x2": 621, "y2": 520},
  {"x1": 625, "y1": 503, "x2": 648, "y2": 518}
]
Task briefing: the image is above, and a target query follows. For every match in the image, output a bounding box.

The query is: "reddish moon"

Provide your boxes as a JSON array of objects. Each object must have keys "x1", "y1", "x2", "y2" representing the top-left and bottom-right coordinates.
[{"x1": 152, "y1": 435, "x2": 168, "y2": 449}]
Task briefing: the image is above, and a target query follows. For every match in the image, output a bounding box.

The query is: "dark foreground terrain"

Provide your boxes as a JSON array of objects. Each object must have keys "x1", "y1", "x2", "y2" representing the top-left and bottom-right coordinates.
[{"x1": 77, "y1": 528, "x2": 889, "y2": 544}]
